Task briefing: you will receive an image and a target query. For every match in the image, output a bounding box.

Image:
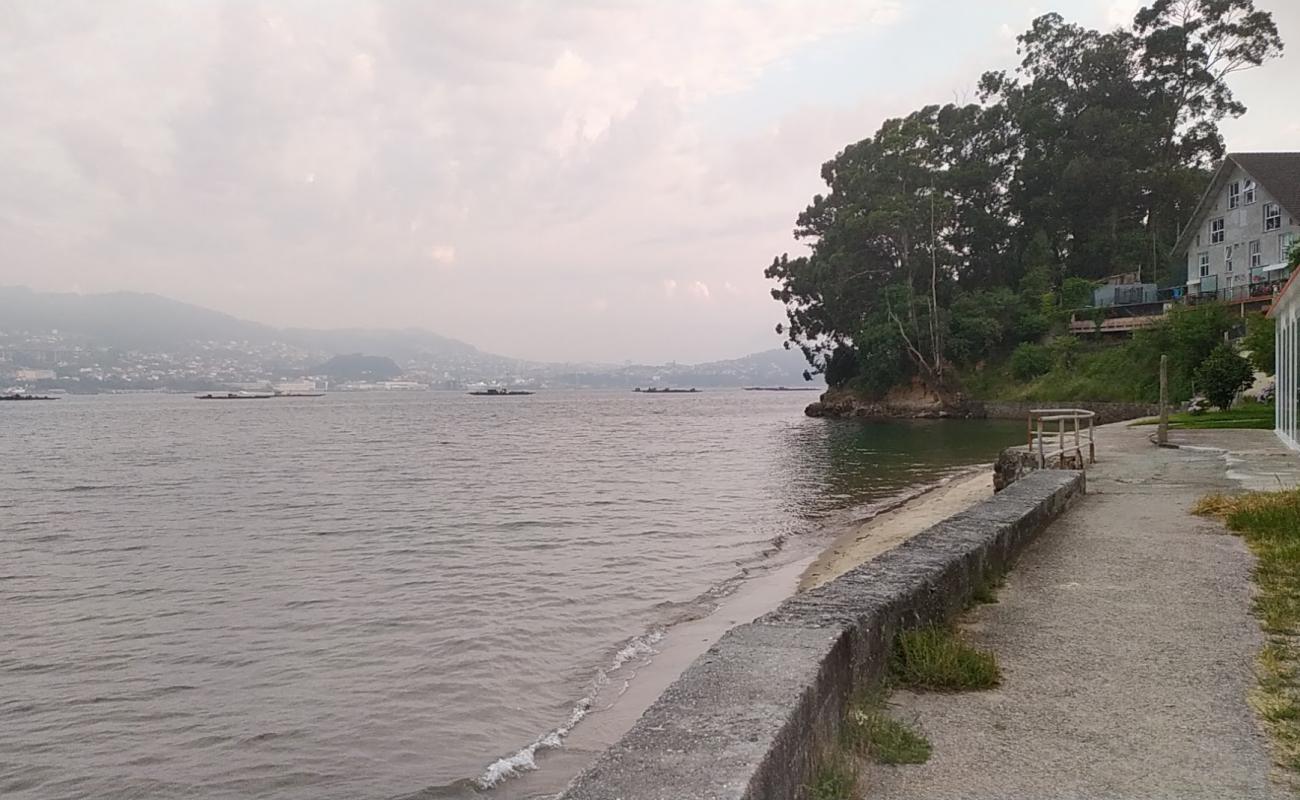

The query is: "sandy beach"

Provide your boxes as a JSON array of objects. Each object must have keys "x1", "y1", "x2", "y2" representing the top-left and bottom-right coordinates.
[{"x1": 798, "y1": 467, "x2": 994, "y2": 591}]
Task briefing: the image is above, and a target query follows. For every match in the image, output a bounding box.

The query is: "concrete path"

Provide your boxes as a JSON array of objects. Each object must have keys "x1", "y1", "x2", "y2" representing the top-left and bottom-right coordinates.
[{"x1": 863, "y1": 424, "x2": 1300, "y2": 800}]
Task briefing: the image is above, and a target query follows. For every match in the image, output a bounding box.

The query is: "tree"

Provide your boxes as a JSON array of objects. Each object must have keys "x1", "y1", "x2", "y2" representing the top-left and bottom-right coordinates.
[
  {"x1": 765, "y1": 4, "x2": 1283, "y2": 398},
  {"x1": 1134, "y1": 0, "x2": 1283, "y2": 283},
  {"x1": 1194, "y1": 343, "x2": 1253, "y2": 409},
  {"x1": 767, "y1": 104, "x2": 1012, "y2": 390},
  {"x1": 1243, "y1": 313, "x2": 1275, "y2": 376},
  {"x1": 1011, "y1": 343, "x2": 1052, "y2": 380}
]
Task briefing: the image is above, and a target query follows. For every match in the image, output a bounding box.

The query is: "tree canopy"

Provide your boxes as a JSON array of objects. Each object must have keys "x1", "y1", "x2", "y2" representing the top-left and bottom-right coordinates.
[{"x1": 768, "y1": 1, "x2": 1282, "y2": 392}]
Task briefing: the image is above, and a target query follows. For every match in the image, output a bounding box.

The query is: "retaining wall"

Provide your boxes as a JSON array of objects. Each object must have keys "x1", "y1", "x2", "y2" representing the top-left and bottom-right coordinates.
[
  {"x1": 976, "y1": 400, "x2": 1157, "y2": 424},
  {"x1": 559, "y1": 469, "x2": 1086, "y2": 800}
]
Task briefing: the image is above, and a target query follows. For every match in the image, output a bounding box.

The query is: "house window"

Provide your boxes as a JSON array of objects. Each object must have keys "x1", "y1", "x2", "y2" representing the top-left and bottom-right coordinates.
[
  {"x1": 1244, "y1": 179, "x2": 1256, "y2": 205},
  {"x1": 1199, "y1": 251, "x2": 1210, "y2": 277},
  {"x1": 1225, "y1": 245, "x2": 1234, "y2": 272},
  {"x1": 1284, "y1": 233, "x2": 1298, "y2": 261},
  {"x1": 1229, "y1": 181, "x2": 1241, "y2": 208},
  {"x1": 1211, "y1": 217, "x2": 1225, "y2": 243},
  {"x1": 1249, "y1": 240, "x2": 1261, "y2": 269},
  {"x1": 1265, "y1": 202, "x2": 1282, "y2": 231}
]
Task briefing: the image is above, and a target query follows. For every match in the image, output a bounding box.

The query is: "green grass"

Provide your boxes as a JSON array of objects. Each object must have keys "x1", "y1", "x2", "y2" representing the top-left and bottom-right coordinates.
[
  {"x1": 970, "y1": 572, "x2": 1005, "y2": 606},
  {"x1": 891, "y1": 625, "x2": 1001, "y2": 691},
  {"x1": 1132, "y1": 404, "x2": 1274, "y2": 430},
  {"x1": 842, "y1": 702, "x2": 931, "y2": 764},
  {"x1": 806, "y1": 748, "x2": 860, "y2": 800},
  {"x1": 1195, "y1": 489, "x2": 1300, "y2": 771}
]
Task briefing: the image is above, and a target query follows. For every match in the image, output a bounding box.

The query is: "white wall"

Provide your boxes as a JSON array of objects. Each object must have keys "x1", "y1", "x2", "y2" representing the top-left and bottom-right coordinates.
[
  {"x1": 1278, "y1": 280, "x2": 1300, "y2": 451},
  {"x1": 1186, "y1": 164, "x2": 1300, "y2": 290}
]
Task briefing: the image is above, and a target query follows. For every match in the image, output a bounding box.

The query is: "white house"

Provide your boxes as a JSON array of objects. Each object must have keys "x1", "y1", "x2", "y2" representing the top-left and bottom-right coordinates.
[
  {"x1": 1172, "y1": 152, "x2": 1300, "y2": 300},
  {"x1": 1273, "y1": 268, "x2": 1300, "y2": 451}
]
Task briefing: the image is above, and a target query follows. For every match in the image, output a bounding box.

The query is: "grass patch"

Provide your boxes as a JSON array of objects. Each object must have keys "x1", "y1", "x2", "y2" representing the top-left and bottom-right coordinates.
[
  {"x1": 970, "y1": 572, "x2": 1005, "y2": 606},
  {"x1": 806, "y1": 747, "x2": 861, "y2": 800},
  {"x1": 841, "y1": 690, "x2": 931, "y2": 765},
  {"x1": 1194, "y1": 488, "x2": 1300, "y2": 771},
  {"x1": 891, "y1": 625, "x2": 1001, "y2": 691},
  {"x1": 1132, "y1": 404, "x2": 1274, "y2": 430}
]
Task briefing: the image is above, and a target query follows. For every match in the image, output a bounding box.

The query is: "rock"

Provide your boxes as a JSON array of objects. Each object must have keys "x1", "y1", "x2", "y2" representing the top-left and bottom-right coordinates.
[{"x1": 994, "y1": 446, "x2": 1041, "y2": 492}]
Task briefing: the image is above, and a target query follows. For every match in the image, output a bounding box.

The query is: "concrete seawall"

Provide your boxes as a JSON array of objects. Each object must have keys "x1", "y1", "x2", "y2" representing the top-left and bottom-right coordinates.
[{"x1": 559, "y1": 469, "x2": 1085, "y2": 800}]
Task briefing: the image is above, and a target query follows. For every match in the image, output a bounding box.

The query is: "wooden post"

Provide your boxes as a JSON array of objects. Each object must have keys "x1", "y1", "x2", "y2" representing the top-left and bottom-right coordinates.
[{"x1": 1158, "y1": 354, "x2": 1169, "y2": 446}]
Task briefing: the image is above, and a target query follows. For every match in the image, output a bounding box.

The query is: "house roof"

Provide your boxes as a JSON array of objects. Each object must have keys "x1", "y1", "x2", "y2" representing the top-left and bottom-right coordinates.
[
  {"x1": 1233, "y1": 152, "x2": 1300, "y2": 221},
  {"x1": 1172, "y1": 152, "x2": 1300, "y2": 260}
]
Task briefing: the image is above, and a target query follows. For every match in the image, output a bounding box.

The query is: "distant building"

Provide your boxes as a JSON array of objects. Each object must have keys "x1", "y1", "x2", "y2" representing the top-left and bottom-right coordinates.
[
  {"x1": 15, "y1": 368, "x2": 56, "y2": 381},
  {"x1": 1173, "y1": 152, "x2": 1300, "y2": 302}
]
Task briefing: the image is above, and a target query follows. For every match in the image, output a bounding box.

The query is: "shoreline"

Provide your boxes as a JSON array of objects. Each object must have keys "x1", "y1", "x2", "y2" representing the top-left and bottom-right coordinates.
[
  {"x1": 798, "y1": 466, "x2": 994, "y2": 591},
  {"x1": 485, "y1": 463, "x2": 998, "y2": 799}
]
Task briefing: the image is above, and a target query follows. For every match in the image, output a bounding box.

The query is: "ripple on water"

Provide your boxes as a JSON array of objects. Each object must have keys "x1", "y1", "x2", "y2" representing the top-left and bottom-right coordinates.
[{"x1": 0, "y1": 391, "x2": 1021, "y2": 799}]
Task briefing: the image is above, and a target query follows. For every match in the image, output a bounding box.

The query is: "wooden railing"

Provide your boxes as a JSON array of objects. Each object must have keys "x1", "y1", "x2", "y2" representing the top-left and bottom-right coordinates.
[{"x1": 1027, "y1": 408, "x2": 1097, "y2": 469}]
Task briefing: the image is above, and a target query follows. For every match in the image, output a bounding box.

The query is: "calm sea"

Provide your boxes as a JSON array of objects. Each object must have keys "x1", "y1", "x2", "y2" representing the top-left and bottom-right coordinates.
[{"x1": 1, "y1": 391, "x2": 1020, "y2": 799}]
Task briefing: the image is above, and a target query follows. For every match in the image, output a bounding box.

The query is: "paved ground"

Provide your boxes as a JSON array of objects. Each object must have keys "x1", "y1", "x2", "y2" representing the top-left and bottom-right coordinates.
[{"x1": 862, "y1": 424, "x2": 1300, "y2": 800}]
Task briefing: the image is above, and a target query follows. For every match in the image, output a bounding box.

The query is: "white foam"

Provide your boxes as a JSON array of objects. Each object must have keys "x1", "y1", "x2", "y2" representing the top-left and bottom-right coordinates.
[{"x1": 474, "y1": 630, "x2": 664, "y2": 789}]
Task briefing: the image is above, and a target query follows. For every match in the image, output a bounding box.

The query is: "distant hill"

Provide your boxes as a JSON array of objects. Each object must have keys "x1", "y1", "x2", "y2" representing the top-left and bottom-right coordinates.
[
  {"x1": 0, "y1": 286, "x2": 482, "y2": 359},
  {"x1": 0, "y1": 286, "x2": 274, "y2": 348},
  {"x1": 0, "y1": 286, "x2": 818, "y2": 388},
  {"x1": 311, "y1": 353, "x2": 403, "y2": 381}
]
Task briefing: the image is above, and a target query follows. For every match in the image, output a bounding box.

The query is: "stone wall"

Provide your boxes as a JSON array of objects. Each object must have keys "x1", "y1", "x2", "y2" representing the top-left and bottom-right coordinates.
[
  {"x1": 558, "y1": 470, "x2": 1086, "y2": 800},
  {"x1": 993, "y1": 446, "x2": 1087, "y2": 492},
  {"x1": 974, "y1": 400, "x2": 1157, "y2": 425},
  {"x1": 805, "y1": 392, "x2": 1157, "y2": 424}
]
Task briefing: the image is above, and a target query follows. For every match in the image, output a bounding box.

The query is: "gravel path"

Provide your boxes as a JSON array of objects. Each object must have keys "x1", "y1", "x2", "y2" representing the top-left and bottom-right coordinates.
[{"x1": 863, "y1": 424, "x2": 1299, "y2": 800}]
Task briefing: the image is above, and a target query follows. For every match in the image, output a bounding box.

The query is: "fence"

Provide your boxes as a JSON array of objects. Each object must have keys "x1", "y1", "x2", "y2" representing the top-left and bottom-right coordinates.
[{"x1": 1027, "y1": 408, "x2": 1097, "y2": 469}]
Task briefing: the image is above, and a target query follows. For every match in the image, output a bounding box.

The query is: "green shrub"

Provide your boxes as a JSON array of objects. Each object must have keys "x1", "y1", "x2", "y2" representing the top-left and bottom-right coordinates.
[
  {"x1": 843, "y1": 704, "x2": 931, "y2": 764},
  {"x1": 1060, "y1": 276, "x2": 1096, "y2": 310},
  {"x1": 1244, "y1": 313, "x2": 1276, "y2": 376},
  {"x1": 1048, "y1": 335, "x2": 1081, "y2": 371},
  {"x1": 824, "y1": 344, "x2": 861, "y2": 388},
  {"x1": 806, "y1": 749, "x2": 860, "y2": 800},
  {"x1": 891, "y1": 626, "x2": 1001, "y2": 691},
  {"x1": 1010, "y1": 343, "x2": 1051, "y2": 380},
  {"x1": 1194, "y1": 343, "x2": 1254, "y2": 410}
]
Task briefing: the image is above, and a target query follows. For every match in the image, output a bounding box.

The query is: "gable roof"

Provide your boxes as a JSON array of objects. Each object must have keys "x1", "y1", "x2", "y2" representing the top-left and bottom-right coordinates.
[
  {"x1": 1233, "y1": 153, "x2": 1300, "y2": 220},
  {"x1": 1172, "y1": 152, "x2": 1300, "y2": 259}
]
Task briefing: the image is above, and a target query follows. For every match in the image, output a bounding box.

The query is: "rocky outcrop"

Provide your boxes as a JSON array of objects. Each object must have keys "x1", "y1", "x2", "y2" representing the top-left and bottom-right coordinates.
[
  {"x1": 994, "y1": 447, "x2": 1040, "y2": 492},
  {"x1": 805, "y1": 383, "x2": 977, "y2": 419},
  {"x1": 807, "y1": 391, "x2": 1158, "y2": 424}
]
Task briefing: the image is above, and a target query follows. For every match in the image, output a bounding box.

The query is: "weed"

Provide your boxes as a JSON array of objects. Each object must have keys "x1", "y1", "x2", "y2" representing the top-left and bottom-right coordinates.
[
  {"x1": 842, "y1": 703, "x2": 931, "y2": 764},
  {"x1": 805, "y1": 748, "x2": 860, "y2": 800},
  {"x1": 970, "y1": 572, "x2": 1005, "y2": 606},
  {"x1": 1194, "y1": 488, "x2": 1300, "y2": 773},
  {"x1": 891, "y1": 625, "x2": 1001, "y2": 691}
]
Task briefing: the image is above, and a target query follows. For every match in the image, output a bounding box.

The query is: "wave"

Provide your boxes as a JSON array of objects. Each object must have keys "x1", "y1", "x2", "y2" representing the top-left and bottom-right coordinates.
[
  {"x1": 472, "y1": 629, "x2": 664, "y2": 790},
  {"x1": 444, "y1": 466, "x2": 990, "y2": 796}
]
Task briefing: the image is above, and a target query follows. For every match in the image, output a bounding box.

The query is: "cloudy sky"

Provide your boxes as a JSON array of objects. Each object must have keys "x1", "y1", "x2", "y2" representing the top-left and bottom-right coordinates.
[{"x1": 2, "y1": 1, "x2": 1297, "y2": 363}]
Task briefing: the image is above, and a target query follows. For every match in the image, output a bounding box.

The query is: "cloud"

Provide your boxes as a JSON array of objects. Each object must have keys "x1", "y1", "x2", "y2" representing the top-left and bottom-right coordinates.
[
  {"x1": 26, "y1": 0, "x2": 1283, "y2": 362},
  {"x1": 427, "y1": 244, "x2": 457, "y2": 266}
]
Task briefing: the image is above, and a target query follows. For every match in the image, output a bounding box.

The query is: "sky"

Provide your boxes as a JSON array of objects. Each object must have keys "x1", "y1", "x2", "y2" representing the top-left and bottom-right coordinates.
[{"x1": 1, "y1": 1, "x2": 1297, "y2": 363}]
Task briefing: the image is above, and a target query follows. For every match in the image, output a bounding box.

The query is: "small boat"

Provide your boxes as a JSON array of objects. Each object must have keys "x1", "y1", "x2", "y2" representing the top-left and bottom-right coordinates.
[
  {"x1": 195, "y1": 392, "x2": 275, "y2": 400},
  {"x1": 633, "y1": 387, "x2": 699, "y2": 393},
  {"x1": 0, "y1": 393, "x2": 58, "y2": 401},
  {"x1": 273, "y1": 391, "x2": 324, "y2": 398},
  {"x1": 468, "y1": 388, "x2": 534, "y2": 396}
]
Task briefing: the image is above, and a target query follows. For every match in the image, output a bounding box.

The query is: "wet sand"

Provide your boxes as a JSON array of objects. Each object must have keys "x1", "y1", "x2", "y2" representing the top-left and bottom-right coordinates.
[{"x1": 798, "y1": 467, "x2": 993, "y2": 591}]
